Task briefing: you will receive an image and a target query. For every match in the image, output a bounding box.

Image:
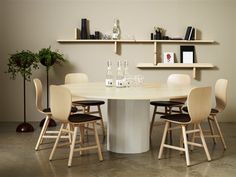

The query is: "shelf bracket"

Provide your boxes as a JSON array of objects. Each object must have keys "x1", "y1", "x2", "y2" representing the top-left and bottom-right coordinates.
[
  {"x1": 154, "y1": 42, "x2": 157, "y2": 65},
  {"x1": 192, "y1": 67, "x2": 196, "y2": 79},
  {"x1": 114, "y1": 41, "x2": 118, "y2": 54}
]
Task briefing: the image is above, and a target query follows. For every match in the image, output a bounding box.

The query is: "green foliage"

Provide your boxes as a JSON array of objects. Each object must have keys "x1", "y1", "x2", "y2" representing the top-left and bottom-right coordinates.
[
  {"x1": 38, "y1": 47, "x2": 66, "y2": 69},
  {"x1": 6, "y1": 50, "x2": 39, "y2": 81}
]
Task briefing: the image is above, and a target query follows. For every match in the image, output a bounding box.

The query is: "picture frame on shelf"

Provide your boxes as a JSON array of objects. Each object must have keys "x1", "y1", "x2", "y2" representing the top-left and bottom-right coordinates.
[
  {"x1": 180, "y1": 45, "x2": 195, "y2": 63},
  {"x1": 163, "y1": 52, "x2": 174, "y2": 64}
]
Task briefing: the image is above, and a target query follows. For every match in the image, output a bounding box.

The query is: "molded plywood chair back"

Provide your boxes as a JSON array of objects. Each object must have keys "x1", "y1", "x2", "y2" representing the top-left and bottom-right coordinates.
[
  {"x1": 65, "y1": 73, "x2": 88, "y2": 84},
  {"x1": 50, "y1": 85, "x2": 72, "y2": 122},
  {"x1": 187, "y1": 87, "x2": 212, "y2": 124},
  {"x1": 215, "y1": 79, "x2": 228, "y2": 113},
  {"x1": 33, "y1": 78, "x2": 44, "y2": 114},
  {"x1": 167, "y1": 74, "x2": 191, "y2": 87}
]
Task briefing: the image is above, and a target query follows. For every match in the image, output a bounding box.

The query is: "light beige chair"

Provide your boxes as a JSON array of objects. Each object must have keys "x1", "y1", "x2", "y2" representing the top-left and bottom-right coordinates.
[
  {"x1": 34, "y1": 78, "x2": 77, "y2": 151},
  {"x1": 188, "y1": 79, "x2": 228, "y2": 150},
  {"x1": 49, "y1": 85, "x2": 103, "y2": 167},
  {"x1": 150, "y1": 74, "x2": 191, "y2": 139},
  {"x1": 158, "y1": 87, "x2": 212, "y2": 166},
  {"x1": 65, "y1": 73, "x2": 106, "y2": 140},
  {"x1": 34, "y1": 78, "x2": 59, "y2": 151}
]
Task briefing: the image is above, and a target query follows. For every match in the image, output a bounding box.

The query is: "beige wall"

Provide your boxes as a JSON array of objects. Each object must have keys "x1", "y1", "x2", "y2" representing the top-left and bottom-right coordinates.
[
  {"x1": 0, "y1": 0, "x2": 3, "y2": 117},
  {"x1": 1, "y1": 0, "x2": 236, "y2": 122}
]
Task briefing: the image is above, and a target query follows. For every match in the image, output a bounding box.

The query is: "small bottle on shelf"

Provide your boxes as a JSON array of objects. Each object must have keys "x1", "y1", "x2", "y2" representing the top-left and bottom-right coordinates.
[
  {"x1": 105, "y1": 60, "x2": 113, "y2": 87},
  {"x1": 123, "y1": 60, "x2": 130, "y2": 87},
  {"x1": 112, "y1": 18, "x2": 120, "y2": 40},
  {"x1": 115, "y1": 60, "x2": 124, "y2": 88}
]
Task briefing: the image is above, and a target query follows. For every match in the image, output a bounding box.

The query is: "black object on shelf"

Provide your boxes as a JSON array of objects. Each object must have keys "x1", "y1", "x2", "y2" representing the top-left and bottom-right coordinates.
[
  {"x1": 180, "y1": 45, "x2": 195, "y2": 63},
  {"x1": 80, "y1": 18, "x2": 88, "y2": 39},
  {"x1": 95, "y1": 31, "x2": 100, "y2": 39},
  {"x1": 151, "y1": 33, "x2": 154, "y2": 40},
  {"x1": 184, "y1": 26, "x2": 195, "y2": 40},
  {"x1": 162, "y1": 36, "x2": 170, "y2": 40},
  {"x1": 90, "y1": 34, "x2": 95, "y2": 39},
  {"x1": 155, "y1": 31, "x2": 162, "y2": 40}
]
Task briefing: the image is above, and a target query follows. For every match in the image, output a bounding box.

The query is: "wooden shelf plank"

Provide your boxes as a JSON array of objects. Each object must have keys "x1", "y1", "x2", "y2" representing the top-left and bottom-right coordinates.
[
  {"x1": 137, "y1": 62, "x2": 214, "y2": 79},
  {"x1": 57, "y1": 39, "x2": 114, "y2": 43},
  {"x1": 57, "y1": 39, "x2": 215, "y2": 44},
  {"x1": 137, "y1": 63, "x2": 214, "y2": 68}
]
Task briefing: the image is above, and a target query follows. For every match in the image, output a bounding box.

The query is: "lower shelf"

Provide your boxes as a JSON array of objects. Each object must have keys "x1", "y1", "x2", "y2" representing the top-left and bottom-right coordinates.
[{"x1": 137, "y1": 63, "x2": 214, "y2": 79}]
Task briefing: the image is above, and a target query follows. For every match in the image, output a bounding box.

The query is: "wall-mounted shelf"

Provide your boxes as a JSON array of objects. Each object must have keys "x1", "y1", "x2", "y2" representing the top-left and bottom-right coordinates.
[
  {"x1": 137, "y1": 63, "x2": 214, "y2": 78},
  {"x1": 57, "y1": 39, "x2": 215, "y2": 56},
  {"x1": 58, "y1": 39, "x2": 215, "y2": 79},
  {"x1": 57, "y1": 39, "x2": 214, "y2": 43}
]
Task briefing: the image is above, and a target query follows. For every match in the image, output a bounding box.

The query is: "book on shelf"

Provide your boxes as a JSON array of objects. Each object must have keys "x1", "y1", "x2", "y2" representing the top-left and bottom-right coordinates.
[
  {"x1": 75, "y1": 28, "x2": 80, "y2": 39},
  {"x1": 184, "y1": 26, "x2": 195, "y2": 40}
]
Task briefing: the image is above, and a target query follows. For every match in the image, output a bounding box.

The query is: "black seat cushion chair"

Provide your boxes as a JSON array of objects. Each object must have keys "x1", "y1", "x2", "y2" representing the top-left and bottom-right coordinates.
[
  {"x1": 150, "y1": 101, "x2": 183, "y2": 107},
  {"x1": 69, "y1": 114, "x2": 101, "y2": 123},
  {"x1": 161, "y1": 114, "x2": 191, "y2": 123},
  {"x1": 73, "y1": 100, "x2": 105, "y2": 106},
  {"x1": 182, "y1": 106, "x2": 219, "y2": 114},
  {"x1": 43, "y1": 107, "x2": 78, "y2": 113}
]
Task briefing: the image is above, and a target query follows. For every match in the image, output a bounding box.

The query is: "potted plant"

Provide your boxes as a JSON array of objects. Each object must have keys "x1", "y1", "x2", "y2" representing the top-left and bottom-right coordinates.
[
  {"x1": 38, "y1": 46, "x2": 66, "y2": 127},
  {"x1": 6, "y1": 50, "x2": 39, "y2": 132}
]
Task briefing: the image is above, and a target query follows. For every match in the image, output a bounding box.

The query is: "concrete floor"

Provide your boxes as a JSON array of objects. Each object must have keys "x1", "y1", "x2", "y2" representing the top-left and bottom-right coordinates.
[{"x1": 0, "y1": 122, "x2": 236, "y2": 177}]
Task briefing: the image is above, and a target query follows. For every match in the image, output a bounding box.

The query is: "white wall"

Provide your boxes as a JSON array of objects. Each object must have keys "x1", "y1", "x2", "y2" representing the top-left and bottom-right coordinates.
[{"x1": 1, "y1": 0, "x2": 236, "y2": 122}]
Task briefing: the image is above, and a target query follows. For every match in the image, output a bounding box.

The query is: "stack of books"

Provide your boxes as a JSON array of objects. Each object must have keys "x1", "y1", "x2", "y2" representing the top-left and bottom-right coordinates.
[{"x1": 184, "y1": 26, "x2": 195, "y2": 40}]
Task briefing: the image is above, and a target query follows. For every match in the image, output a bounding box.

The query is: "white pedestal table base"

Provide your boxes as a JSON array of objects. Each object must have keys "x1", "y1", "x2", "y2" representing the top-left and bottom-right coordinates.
[{"x1": 107, "y1": 99, "x2": 150, "y2": 153}]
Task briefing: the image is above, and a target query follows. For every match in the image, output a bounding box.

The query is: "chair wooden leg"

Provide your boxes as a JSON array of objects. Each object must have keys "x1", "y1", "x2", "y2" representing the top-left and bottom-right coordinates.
[
  {"x1": 207, "y1": 118, "x2": 217, "y2": 144},
  {"x1": 198, "y1": 124, "x2": 211, "y2": 161},
  {"x1": 66, "y1": 124, "x2": 71, "y2": 143},
  {"x1": 212, "y1": 115, "x2": 227, "y2": 150},
  {"x1": 79, "y1": 125, "x2": 84, "y2": 155},
  {"x1": 179, "y1": 133, "x2": 184, "y2": 155},
  {"x1": 169, "y1": 107, "x2": 173, "y2": 144},
  {"x1": 68, "y1": 126, "x2": 78, "y2": 167},
  {"x1": 191, "y1": 124, "x2": 197, "y2": 151},
  {"x1": 150, "y1": 106, "x2": 157, "y2": 140},
  {"x1": 93, "y1": 122, "x2": 103, "y2": 161},
  {"x1": 49, "y1": 123, "x2": 64, "y2": 161},
  {"x1": 182, "y1": 125, "x2": 190, "y2": 166},
  {"x1": 98, "y1": 105, "x2": 106, "y2": 141},
  {"x1": 35, "y1": 115, "x2": 50, "y2": 150},
  {"x1": 158, "y1": 121, "x2": 169, "y2": 159}
]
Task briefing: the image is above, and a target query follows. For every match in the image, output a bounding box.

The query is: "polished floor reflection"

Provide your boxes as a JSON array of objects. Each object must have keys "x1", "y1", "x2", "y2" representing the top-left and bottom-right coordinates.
[{"x1": 0, "y1": 122, "x2": 236, "y2": 177}]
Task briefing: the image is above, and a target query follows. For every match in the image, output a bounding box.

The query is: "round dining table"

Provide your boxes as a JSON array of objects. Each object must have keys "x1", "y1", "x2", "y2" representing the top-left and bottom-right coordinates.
[{"x1": 63, "y1": 82, "x2": 192, "y2": 154}]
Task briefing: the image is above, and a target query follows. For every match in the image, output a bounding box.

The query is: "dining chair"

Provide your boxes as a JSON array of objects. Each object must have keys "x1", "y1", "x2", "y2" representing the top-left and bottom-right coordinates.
[
  {"x1": 150, "y1": 74, "x2": 191, "y2": 140},
  {"x1": 49, "y1": 85, "x2": 103, "y2": 167},
  {"x1": 158, "y1": 87, "x2": 212, "y2": 166},
  {"x1": 65, "y1": 73, "x2": 106, "y2": 140},
  {"x1": 184, "y1": 79, "x2": 228, "y2": 150},
  {"x1": 34, "y1": 78, "x2": 77, "y2": 151}
]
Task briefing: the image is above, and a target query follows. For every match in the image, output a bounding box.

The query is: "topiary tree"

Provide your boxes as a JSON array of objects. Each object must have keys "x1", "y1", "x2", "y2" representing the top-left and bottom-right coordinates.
[{"x1": 6, "y1": 50, "x2": 39, "y2": 132}]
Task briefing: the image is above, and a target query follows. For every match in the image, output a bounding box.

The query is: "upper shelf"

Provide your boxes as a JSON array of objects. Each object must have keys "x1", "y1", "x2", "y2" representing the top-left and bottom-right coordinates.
[
  {"x1": 137, "y1": 63, "x2": 214, "y2": 68},
  {"x1": 57, "y1": 39, "x2": 215, "y2": 44}
]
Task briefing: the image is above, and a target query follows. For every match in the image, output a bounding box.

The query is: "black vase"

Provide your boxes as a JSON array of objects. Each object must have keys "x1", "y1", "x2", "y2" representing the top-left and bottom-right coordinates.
[
  {"x1": 80, "y1": 18, "x2": 88, "y2": 39},
  {"x1": 155, "y1": 31, "x2": 162, "y2": 40}
]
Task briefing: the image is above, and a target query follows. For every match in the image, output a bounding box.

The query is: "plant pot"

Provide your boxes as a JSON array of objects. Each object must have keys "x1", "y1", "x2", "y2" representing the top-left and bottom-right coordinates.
[{"x1": 40, "y1": 58, "x2": 56, "y2": 67}]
